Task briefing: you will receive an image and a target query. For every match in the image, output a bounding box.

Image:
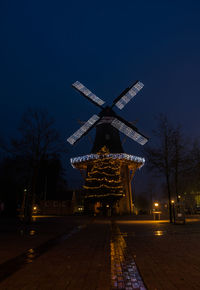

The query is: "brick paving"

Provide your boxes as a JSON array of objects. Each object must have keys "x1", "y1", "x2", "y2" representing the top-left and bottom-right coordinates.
[
  {"x1": 0, "y1": 218, "x2": 111, "y2": 290},
  {"x1": 1, "y1": 216, "x2": 200, "y2": 289},
  {"x1": 117, "y1": 218, "x2": 200, "y2": 290},
  {"x1": 0, "y1": 216, "x2": 89, "y2": 264},
  {"x1": 110, "y1": 222, "x2": 146, "y2": 289}
]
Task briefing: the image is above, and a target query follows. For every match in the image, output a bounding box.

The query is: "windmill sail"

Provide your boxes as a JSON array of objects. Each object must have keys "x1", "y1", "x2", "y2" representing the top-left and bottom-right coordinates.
[
  {"x1": 111, "y1": 117, "x2": 148, "y2": 145},
  {"x1": 72, "y1": 81, "x2": 105, "y2": 108},
  {"x1": 113, "y1": 81, "x2": 144, "y2": 110},
  {"x1": 68, "y1": 79, "x2": 148, "y2": 147},
  {"x1": 67, "y1": 114, "x2": 100, "y2": 145}
]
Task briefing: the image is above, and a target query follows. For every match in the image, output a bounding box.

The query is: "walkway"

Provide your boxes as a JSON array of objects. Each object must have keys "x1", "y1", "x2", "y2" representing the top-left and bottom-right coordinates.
[{"x1": 0, "y1": 216, "x2": 200, "y2": 289}]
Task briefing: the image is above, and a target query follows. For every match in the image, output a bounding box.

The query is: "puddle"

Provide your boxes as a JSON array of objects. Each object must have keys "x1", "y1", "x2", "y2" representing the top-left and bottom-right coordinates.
[
  {"x1": 154, "y1": 230, "x2": 165, "y2": 236},
  {"x1": 19, "y1": 227, "x2": 37, "y2": 237},
  {"x1": 26, "y1": 248, "x2": 36, "y2": 263},
  {"x1": 29, "y1": 230, "x2": 36, "y2": 236}
]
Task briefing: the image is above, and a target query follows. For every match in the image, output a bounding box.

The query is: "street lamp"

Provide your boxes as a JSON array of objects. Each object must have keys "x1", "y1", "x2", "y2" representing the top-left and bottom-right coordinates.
[
  {"x1": 171, "y1": 200, "x2": 175, "y2": 223},
  {"x1": 153, "y1": 202, "x2": 160, "y2": 220}
]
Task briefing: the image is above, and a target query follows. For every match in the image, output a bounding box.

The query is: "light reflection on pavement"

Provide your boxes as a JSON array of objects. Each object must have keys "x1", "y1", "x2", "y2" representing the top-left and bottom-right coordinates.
[
  {"x1": 0, "y1": 224, "x2": 85, "y2": 283},
  {"x1": 115, "y1": 217, "x2": 200, "y2": 289},
  {"x1": 110, "y1": 222, "x2": 146, "y2": 289},
  {"x1": 117, "y1": 220, "x2": 169, "y2": 224},
  {"x1": 154, "y1": 230, "x2": 165, "y2": 236}
]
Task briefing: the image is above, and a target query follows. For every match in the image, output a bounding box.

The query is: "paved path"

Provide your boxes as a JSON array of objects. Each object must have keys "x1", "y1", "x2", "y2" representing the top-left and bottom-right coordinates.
[
  {"x1": 0, "y1": 216, "x2": 88, "y2": 264},
  {"x1": 1, "y1": 216, "x2": 200, "y2": 289},
  {"x1": 117, "y1": 218, "x2": 200, "y2": 290},
  {"x1": 0, "y1": 218, "x2": 111, "y2": 290}
]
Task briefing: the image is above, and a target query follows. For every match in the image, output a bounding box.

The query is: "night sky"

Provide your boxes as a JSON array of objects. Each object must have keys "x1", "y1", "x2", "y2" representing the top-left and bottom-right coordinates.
[{"x1": 1, "y1": 1, "x2": 200, "y2": 192}]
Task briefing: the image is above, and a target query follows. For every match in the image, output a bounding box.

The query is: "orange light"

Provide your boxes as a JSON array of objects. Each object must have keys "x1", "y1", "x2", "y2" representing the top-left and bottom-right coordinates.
[{"x1": 154, "y1": 230, "x2": 164, "y2": 236}]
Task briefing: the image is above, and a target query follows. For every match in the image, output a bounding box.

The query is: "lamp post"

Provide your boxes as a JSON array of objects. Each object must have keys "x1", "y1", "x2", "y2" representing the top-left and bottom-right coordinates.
[
  {"x1": 171, "y1": 200, "x2": 175, "y2": 223},
  {"x1": 153, "y1": 202, "x2": 160, "y2": 220}
]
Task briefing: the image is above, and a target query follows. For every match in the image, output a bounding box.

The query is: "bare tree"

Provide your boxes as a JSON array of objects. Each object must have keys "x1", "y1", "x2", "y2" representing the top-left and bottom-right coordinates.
[
  {"x1": 184, "y1": 138, "x2": 200, "y2": 193},
  {"x1": 11, "y1": 108, "x2": 61, "y2": 159},
  {"x1": 10, "y1": 108, "x2": 64, "y2": 222},
  {"x1": 171, "y1": 126, "x2": 187, "y2": 202},
  {"x1": 144, "y1": 115, "x2": 175, "y2": 223}
]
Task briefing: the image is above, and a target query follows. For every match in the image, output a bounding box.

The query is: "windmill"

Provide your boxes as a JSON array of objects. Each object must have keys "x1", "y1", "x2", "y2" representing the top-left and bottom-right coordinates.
[
  {"x1": 67, "y1": 80, "x2": 148, "y2": 215},
  {"x1": 67, "y1": 80, "x2": 148, "y2": 150}
]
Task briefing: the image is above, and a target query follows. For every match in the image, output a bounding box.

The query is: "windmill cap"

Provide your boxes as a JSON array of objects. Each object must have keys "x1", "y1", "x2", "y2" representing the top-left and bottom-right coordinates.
[{"x1": 99, "y1": 106, "x2": 116, "y2": 117}]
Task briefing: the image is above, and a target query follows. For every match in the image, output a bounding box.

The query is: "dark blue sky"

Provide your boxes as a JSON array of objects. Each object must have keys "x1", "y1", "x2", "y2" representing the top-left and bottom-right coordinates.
[{"x1": 1, "y1": 1, "x2": 200, "y2": 190}]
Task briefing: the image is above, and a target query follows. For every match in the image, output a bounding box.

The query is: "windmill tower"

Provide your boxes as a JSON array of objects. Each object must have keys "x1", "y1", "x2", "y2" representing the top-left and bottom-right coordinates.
[{"x1": 67, "y1": 80, "x2": 148, "y2": 214}]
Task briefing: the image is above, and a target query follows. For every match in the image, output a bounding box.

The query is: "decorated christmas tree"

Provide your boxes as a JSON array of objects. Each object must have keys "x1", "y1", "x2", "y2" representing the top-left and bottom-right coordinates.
[{"x1": 83, "y1": 146, "x2": 123, "y2": 203}]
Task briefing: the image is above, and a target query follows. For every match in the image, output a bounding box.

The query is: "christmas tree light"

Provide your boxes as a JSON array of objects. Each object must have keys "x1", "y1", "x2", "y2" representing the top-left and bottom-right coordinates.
[{"x1": 84, "y1": 146, "x2": 123, "y2": 200}]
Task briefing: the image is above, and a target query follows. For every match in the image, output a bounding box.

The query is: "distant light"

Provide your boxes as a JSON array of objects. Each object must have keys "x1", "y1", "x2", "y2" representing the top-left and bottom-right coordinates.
[
  {"x1": 171, "y1": 200, "x2": 175, "y2": 204},
  {"x1": 33, "y1": 206, "x2": 37, "y2": 210},
  {"x1": 106, "y1": 205, "x2": 109, "y2": 208},
  {"x1": 178, "y1": 195, "x2": 181, "y2": 199},
  {"x1": 154, "y1": 202, "x2": 159, "y2": 207}
]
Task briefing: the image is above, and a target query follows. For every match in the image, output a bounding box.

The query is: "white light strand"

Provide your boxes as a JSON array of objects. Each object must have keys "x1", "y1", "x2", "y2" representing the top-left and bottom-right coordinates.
[
  {"x1": 111, "y1": 118, "x2": 148, "y2": 146},
  {"x1": 70, "y1": 153, "x2": 145, "y2": 168},
  {"x1": 67, "y1": 115, "x2": 100, "y2": 145},
  {"x1": 115, "y1": 81, "x2": 144, "y2": 110},
  {"x1": 72, "y1": 81, "x2": 105, "y2": 106}
]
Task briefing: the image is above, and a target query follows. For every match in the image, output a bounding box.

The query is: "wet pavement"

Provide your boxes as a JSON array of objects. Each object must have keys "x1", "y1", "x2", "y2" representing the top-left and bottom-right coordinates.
[
  {"x1": 0, "y1": 217, "x2": 110, "y2": 290},
  {"x1": 0, "y1": 216, "x2": 88, "y2": 264},
  {"x1": 0, "y1": 225, "x2": 85, "y2": 282},
  {"x1": 117, "y1": 218, "x2": 200, "y2": 290},
  {"x1": 0, "y1": 216, "x2": 200, "y2": 289},
  {"x1": 110, "y1": 222, "x2": 146, "y2": 289}
]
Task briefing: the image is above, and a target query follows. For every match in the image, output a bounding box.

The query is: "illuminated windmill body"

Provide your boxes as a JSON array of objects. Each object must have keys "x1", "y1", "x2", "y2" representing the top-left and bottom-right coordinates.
[{"x1": 67, "y1": 80, "x2": 148, "y2": 214}]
